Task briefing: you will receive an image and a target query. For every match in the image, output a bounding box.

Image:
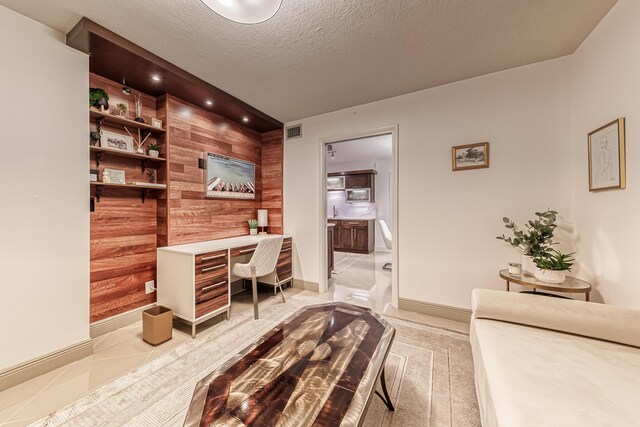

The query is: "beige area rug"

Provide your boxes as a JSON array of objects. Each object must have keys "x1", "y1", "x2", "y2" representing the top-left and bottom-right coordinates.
[{"x1": 32, "y1": 295, "x2": 479, "y2": 426}]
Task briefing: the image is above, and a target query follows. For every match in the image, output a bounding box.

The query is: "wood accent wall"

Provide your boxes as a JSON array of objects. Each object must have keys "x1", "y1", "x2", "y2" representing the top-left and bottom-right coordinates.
[
  {"x1": 261, "y1": 130, "x2": 284, "y2": 235},
  {"x1": 165, "y1": 95, "x2": 264, "y2": 245},
  {"x1": 88, "y1": 78, "x2": 284, "y2": 323},
  {"x1": 89, "y1": 74, "x2": 160, "y2": 322}
]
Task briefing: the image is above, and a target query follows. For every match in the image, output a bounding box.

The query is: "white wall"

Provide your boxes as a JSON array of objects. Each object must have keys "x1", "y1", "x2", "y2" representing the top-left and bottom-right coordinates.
[
  {"x1": 284, "y1": 57, "x2": 572, "y2": 309},
  {"x1": 0, "y1": 6, "x2": 90, "y2": 370},
  {"x1": 570, "y1": 0, "x2": 640, "y2": 307}
]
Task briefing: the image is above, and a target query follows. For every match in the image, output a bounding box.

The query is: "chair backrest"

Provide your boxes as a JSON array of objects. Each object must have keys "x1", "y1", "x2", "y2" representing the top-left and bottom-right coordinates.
[
  {"x1": 248, "y1": 235, "x2": 284, "y2": 277},
  {"x1": 379, "y1": 220, "x2": 392, "y2": 250}
]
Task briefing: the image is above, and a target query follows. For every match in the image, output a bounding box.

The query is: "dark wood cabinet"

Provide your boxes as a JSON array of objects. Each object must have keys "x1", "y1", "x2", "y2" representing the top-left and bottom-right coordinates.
[
  {"x1": 328, "y1": 169, "x2": 377, "y2": 203},
  {"x1": 345, "y1": 173, "x2": 371, "y2": 189},
  {"x1": 331, "y1": 219, "x2": 375, "y2": 254}
]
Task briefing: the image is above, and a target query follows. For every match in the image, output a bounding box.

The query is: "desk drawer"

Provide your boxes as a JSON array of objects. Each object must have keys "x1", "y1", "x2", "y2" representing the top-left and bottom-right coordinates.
[
  {"x1": 342, "y1": 220, "x2": 369, "y2": 227},
  {"x1": 195, "y1": 250, "x2": 227, "y2": 266},
  {"x1": 195, "y1": 279, "x2": 227, "y2": 303},
  {"x1": 195, "y1": 282, "x2": 229, "y2": 318},
  {"x1": 195, "y1": 262, "x2": 228, "y2": 287},
  {"x1": 282, "y1": 237, "x2": 292, "y2": 250},
  {"x1": 231, "y1": 244, "x2": 257, "y2": 258}
]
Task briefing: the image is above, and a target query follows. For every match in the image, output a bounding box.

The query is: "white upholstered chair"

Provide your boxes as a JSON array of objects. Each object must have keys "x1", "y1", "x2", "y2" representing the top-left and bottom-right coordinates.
[
  {"x1": 232, "y1": 235, "x2": 285, "y2": 319},
  {"x1": 379, "y1": 220, "x2": 392, "y2": 271}
]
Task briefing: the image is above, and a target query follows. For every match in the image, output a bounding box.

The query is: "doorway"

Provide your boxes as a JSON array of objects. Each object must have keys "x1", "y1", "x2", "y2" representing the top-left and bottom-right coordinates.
[{"x1": 320, "y1": 126, "x2": 398, "y2": 312}]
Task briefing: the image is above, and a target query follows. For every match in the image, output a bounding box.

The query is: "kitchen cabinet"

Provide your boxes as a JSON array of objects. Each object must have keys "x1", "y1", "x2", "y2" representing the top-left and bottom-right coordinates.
[
  {"x1": 327, "y1": 170, "x2": 377, "y2": 202},
  {"x1": 328, "y1": 219, "x2": 375, "y2": 254}
]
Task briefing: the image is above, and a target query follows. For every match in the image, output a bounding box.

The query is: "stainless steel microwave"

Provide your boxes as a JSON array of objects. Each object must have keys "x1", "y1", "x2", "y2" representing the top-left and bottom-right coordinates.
[{"x1": 345, "y1": 188, "x2": 371, "y2": 203}]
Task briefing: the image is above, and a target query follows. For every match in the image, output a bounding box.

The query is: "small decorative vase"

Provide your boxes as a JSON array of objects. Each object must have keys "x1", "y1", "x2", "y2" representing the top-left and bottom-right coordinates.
[
  {"x1": 249, "y1": 228, "x2": 258, "y2": 235},
  {"x1": 134, "y1": 94, "x2": 145, "y2": 123},
  {"x1": 148, "y1": 150, "x2": 159, "y2": 158},
  {"x1": 534, "y1": 268, "x2": 566, "y2": 284},
  {"x1": 95, "y1": 97, "x2": 109, "y2": 112},
  {"x1": 521, "y1": 254, "x2": 535, "y2": 276},
  {"x1": 136, "y1": 147, "x2": 144, "y2": 154}
]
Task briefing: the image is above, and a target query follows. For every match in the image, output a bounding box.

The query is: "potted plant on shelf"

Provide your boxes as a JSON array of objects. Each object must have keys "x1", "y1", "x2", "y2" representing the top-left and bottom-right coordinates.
[
  {"x1": 89, "y1": 88, "x2": 109, "y2": 112},
  {"x1": 147, "y1": 144, "x2": 161, "y2": 158},
  {"x1": 248, "y1": 219, "x2": 258, "y2": 235},
  {"x1": 116, "y1": 102, "x2": 128, "y2": 117},
  {"x1": 533, "y1": 249, "x2": 574, "y2": 284},
  {"x1": 497, "y1": 209, "x2": 558, "y2": 274}
]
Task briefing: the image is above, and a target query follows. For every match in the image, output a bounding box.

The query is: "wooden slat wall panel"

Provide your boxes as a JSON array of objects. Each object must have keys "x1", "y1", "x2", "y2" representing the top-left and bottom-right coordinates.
[
  {"x1": 261, "y1": 130, "x2": 284, "y2": 235},
  {"x1": 89, "y1": 74, "x2": 161, "y2": 322},
  {"x1": 166, "y1": 96, "x2": 264, "y2": 245}
]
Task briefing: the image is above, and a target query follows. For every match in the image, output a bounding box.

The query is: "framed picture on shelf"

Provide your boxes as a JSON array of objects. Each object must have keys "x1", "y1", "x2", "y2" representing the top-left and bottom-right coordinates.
[
  {"x1": 101, "y1": 130, "x2": 134, "y2": 152},
  {"x1": 151, "y1": 118, "x2": 163, "y2": 129},
  {"x1": 204, "y1": 153, "x2": 256, "y2": 200},
  {"x1": 103, "y1": 168, "x2": 126, "y2": 184},
  {"x1": 588, "y1": 118, "x2": 625, "y2": 191},
  {"x1": 452, "y1": 142, "x2": 489, "y2": 171}
]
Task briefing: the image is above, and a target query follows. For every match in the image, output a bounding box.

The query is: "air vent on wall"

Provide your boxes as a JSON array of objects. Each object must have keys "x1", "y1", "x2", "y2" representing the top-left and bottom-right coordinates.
[{"x1": 286, "y1": 124, "x2": 302, "y2": 139}]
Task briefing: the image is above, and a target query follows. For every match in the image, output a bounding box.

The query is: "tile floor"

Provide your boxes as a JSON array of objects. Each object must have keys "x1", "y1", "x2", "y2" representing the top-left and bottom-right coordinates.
[{"x1": 0, "y1": 254, "x2": 468, "y2": 426}]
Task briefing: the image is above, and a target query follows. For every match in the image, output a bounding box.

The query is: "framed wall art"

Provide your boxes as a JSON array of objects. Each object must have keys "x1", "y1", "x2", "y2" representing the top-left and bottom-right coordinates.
[
  {"x1": 100, "y1": 130, "x2": 134, "y2": 152},
  {"x1": 204, "y1": 153, "x2": 256, "y2": 199},
  {"x1": 452, "y1": 142, "x2": 489, "y2": 171},
  {"x1": 588, "y1": 118, "x2": 625, "y2": 191}
]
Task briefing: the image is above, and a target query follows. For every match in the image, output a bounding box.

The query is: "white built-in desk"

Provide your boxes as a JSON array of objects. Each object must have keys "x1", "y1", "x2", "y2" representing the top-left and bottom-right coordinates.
[{"x1": 157, "y1": 234, "x2": 293, "y2": 337}]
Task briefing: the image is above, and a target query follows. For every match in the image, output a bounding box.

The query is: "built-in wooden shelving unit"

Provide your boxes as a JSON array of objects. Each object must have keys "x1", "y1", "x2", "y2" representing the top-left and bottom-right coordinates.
[
  {"x1": 90, "y1": 145, "x2": 166, "y2": 171},
  {"x1": 89, "y1": 108, "x2": 165, "y2": 134},
  {"x1": 90, "y1": 181, "x2": 167, "y2": 202}
]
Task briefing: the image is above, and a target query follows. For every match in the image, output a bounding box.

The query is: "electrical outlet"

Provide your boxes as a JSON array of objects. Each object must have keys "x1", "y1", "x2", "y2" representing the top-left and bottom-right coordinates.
[{"x1": 145, "y1": 280, "x2": 155, "y2": 294}]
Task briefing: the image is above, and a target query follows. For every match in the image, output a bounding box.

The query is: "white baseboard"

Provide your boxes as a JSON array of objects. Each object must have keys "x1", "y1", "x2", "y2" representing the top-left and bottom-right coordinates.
[
  {"x1": 0, "y1": 339, "x2": 93, "y2": 391},
  {"x1": 398, "y1": 298, "x2": 472, "y2": 323},
  {"x1": 292, "y1": 278, "x2": 319, "y2": 293},
  {"x1": 90, "y1": 303, "x2": 156, "y2": 338}
]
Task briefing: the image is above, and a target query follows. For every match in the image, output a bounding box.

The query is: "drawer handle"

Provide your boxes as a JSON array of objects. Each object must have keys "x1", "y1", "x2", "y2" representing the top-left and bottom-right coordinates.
[
  {"x1": 281, "y1": 248, "x2": 292, "y2": 252},
  {"x1": 239, "y1": 248, "x2": 255, "y2": 254},
  {"x1": 202, "y1": 281, "x2": 227, "y2": 291},
  {"x1": 201, "y1": 253, "x2": 226, "y2": 261},
  {"x1": 202, "y1": 264, "x2": 226, "y2": 273}
]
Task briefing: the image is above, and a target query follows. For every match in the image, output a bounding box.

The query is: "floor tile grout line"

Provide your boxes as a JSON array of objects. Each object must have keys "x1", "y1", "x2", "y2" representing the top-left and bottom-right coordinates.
[{"x1": 3, "y1": 360, "x2": 77, "y2": 424}]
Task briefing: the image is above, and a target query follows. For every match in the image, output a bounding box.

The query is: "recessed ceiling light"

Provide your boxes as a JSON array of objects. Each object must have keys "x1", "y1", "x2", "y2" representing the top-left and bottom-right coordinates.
[
  {"x1": 242, "y1": 116, "x2": 249, "y2": 123},
  {"x1": 205, "y1": 100, "x2": 213, "y2": 106},
  {"x1": 201, "y1": 0, "x2": 282, "y2": 24},
  {"x1": 151, "y1": 74, "x2": 161, "y2": 82}
]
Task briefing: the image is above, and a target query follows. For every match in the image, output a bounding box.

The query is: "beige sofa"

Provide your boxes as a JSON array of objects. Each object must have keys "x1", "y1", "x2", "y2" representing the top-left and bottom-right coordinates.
[{"x1": 470, "y1": 289, "x2": 640, "y2": 426}]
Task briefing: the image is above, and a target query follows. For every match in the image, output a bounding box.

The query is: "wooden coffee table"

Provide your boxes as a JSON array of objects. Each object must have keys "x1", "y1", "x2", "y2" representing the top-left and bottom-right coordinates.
[
  {"x1": 184, "y1": 302, "x2": 396, "y2": 426},
  {"x1": 499, "y1": 269, "x2": 592, "y2": 301}
]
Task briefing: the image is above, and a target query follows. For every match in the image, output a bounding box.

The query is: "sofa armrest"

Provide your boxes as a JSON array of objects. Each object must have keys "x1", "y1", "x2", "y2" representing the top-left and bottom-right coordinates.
[{"x1": 472, "y1": 289, "x2": 640, "y2": 348}]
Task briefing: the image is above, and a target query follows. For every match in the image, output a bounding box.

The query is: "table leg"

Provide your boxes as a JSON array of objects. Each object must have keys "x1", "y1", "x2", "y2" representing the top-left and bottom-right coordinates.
[
  {"x1": 505, "y1": 280, "x2": 510, "y2": 292},
  {"x1": 191, "y1": 323, "x2": 196, "y2": 339},
  {"x1": 586, "y1": 292, "x2": 590, "y2": 302},
  {"x1": 375, "y1": 367, "x2": 395, "y2": 412}
]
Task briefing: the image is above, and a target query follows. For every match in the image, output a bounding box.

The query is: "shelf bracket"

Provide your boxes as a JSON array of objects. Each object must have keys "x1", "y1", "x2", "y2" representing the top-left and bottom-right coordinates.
[
  {"x1": 95, "y1": 185, "x2": 103, "y2": 202},
  {"x1": 95, "y1": 117, "x2": 104, "y2": 134},
  {"x1": 141, "y1": 188, "x2": 150, "y2": 203},
  {"x1": 95, "y1": 151, "x2": 104, "y2": 168},
  {"x1": 141, "y1": 159, "x2": 149, "y2": 173}
]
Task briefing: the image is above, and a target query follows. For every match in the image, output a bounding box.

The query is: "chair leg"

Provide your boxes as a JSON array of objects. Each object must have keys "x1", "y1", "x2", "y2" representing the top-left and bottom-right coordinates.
[
  {"x1": 275, "y1": 271, "x2": 285, "y2": 303},
  {"x1": 251, "y1": 271, "x2": 259, "y2": 320}
]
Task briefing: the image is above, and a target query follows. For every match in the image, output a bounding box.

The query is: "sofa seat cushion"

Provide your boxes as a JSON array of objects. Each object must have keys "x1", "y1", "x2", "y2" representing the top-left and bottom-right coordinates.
[{"x1": 471, "y1": 318, "x2": 640, "y2": 427}]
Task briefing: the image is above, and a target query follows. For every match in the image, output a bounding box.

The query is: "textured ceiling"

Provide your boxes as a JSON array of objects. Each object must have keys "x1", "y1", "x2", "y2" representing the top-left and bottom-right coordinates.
[{"x1": 0, "y1": 0, "x2": 617, "y2": 122}]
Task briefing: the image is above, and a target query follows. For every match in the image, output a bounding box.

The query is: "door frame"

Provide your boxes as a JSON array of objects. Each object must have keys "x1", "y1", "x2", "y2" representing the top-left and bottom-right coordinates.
[{"x1": 318, "y1": 125, "x2": 399, "y2": 308}]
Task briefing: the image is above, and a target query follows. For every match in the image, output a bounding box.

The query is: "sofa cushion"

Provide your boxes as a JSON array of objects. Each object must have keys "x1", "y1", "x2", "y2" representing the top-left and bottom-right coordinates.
[
  {"x1": 472, "y1": 289, "x2": 640, "y2": 348},
  {"x1": 471, "y1": 318, "x2": 640, "y2": 426}
]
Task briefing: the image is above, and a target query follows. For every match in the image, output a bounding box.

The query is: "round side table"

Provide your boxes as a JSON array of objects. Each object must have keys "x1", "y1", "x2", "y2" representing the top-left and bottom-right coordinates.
[{"x1": 499, "y1": 269, "x2": 591, "y2": 301}]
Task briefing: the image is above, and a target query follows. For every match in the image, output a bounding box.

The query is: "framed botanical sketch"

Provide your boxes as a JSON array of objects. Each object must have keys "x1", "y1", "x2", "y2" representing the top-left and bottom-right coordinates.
[
  {"x1": 452, "y1": 142, "x2": 489, "y2": 171},
  {"x1": 588, "y1": 118, "x2": 625, "y2": 191}
]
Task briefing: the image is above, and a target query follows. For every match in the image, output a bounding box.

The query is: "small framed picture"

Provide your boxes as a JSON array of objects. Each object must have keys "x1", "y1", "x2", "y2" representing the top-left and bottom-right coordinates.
[
  {"x1": 101, "y1": 130, "x2": 134, "y2": 152},
  {"x1": 452, "y1": 142, "x2": 489, "y2": 171},
  {"x1": 151, "y1": 118, "x2": 163, "y2": 129},
  {"x1": 103, "y1": 168, "x2": 126, "y2": 184},
  {"x1": 89, "y1": 169, "x2": 99, "y2": 182},
  {"x1": 588, "y1": 118, "x2": 625, "y2": 191}
]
